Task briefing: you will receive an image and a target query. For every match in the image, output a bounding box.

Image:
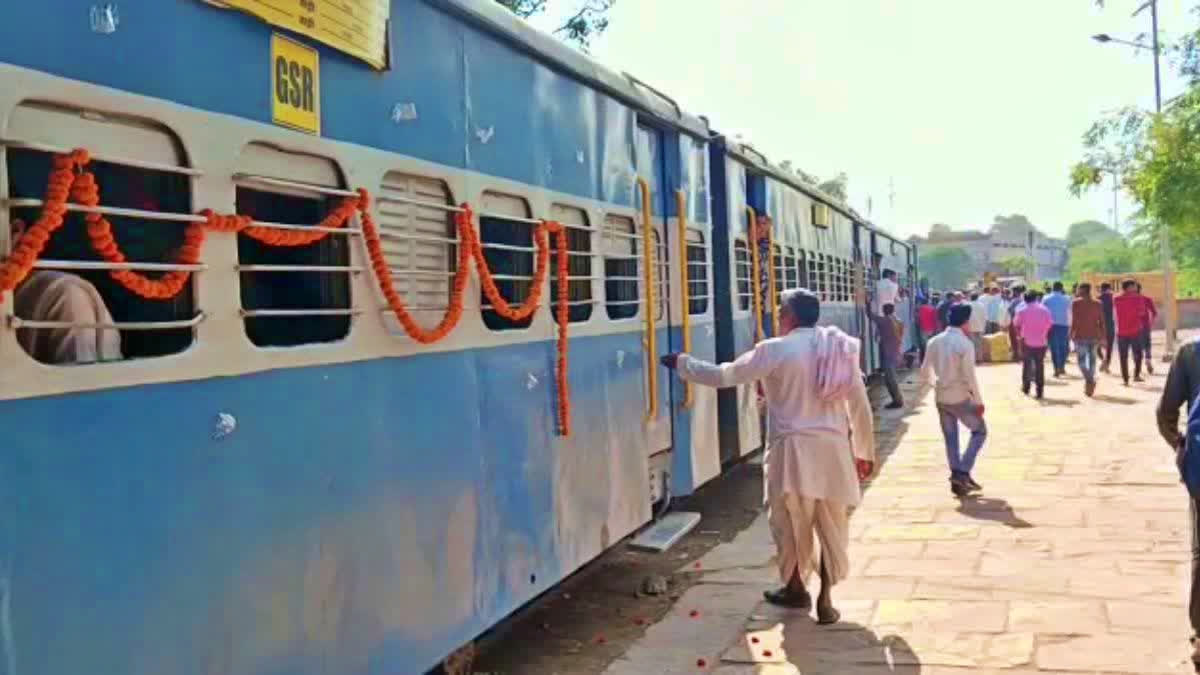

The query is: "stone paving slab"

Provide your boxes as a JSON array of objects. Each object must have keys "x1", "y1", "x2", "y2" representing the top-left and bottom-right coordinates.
[{"x1": 601, "y1": 336, "x2": 1199, "y2": 674}]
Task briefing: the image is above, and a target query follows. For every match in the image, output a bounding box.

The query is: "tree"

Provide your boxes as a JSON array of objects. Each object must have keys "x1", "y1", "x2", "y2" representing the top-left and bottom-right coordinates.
[
  {"x1": 818, "y1": 172, "x2": 848, "y2": 202},
  {"x1": 1065, "y1": 220, "x2": 1119, "y2": 248},
  {"x1": 1068, "y1": 2, "x2": 1200, "y2": 296},
  {"x1": 929, "y1": 223, "x2": 953, "y2": 238},
  {"x1": 918, "y1": 247, "x2": 974, "y2": 291},
  {"x1": 996, "y1": 255, "x2": 1030, "y2": 277},
  {"x1": 991, "y1": 214, "x2": 1034, "y2": 230},
  {"x1": 1064, "y1": 237, "x2": 1156, "y2": 280},
  {"x1": 494, "y1": 0, "x2": 615, "y2": 50}
]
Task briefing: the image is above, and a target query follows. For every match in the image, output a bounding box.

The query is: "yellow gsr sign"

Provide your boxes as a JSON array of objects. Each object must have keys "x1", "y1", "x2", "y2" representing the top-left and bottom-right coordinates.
[{"x1": 271, "y1": 34, "x2": 320, "y2": 135}]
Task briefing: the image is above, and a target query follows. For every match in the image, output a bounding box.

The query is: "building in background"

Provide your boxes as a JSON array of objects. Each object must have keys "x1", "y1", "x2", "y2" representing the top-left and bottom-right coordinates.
[{"x1": 908, "y1": 219, "x2": 1067, "y2": 282}]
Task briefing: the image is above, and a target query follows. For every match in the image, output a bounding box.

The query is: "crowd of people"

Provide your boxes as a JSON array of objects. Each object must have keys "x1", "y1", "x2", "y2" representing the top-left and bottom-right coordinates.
[
  {"x1": 655, "y1": 273, "x2": 1200, "y2": 666},
  {"x1": 913, "y1": 279, "x2": 1158, "y2": 397}
]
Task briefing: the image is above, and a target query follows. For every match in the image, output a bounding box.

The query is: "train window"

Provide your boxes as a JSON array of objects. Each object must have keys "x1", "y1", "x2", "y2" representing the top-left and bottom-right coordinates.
[
  {"x1": 235, "y1": 144, "x2": 352, "y2": 347},
  {"x1": 550, "y1": 204, "x2": 593, "y2": 323},
  {"x1": 375, "y1": 172, "x2": 457, "y2": 336},
  {"x1": 5, "y1": 102, "x2": 196, "y2": 363},
  {"x1": 686, "y1": 228, "x2": 708, "y2": 315},
  {"x1": 602, "y1": 214, "x2": 639, "y2": 320},
  {"x1": 815, "y1": 254, "x2": 828, "y2": 301},
  {"x1": 733, "y1": 238, "x2": 750, "y2": 311},
  {"x1": 651, "y1": 229, "x2": 667, "y2": 321},
  {"x1": 796, "y1": 250, "x2": 809, "y2": 293},
  {"x1": 840, "y1": 259, "x2": 851, "y2": 302},
  {"x1": 784, "y1": 247, "x2": 798, "y2": 290},
  {"x1": 479, "y1": 191, "x2": 535, "y2": 331}
]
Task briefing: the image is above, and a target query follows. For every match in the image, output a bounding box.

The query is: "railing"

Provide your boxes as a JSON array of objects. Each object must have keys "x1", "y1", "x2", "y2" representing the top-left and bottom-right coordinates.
[
  {"x1": 676, "y1": 189, "x2": 693, "y2": 409},
  {"x1": 638, "y1": 177, "x2": 657, "y2": 421}
]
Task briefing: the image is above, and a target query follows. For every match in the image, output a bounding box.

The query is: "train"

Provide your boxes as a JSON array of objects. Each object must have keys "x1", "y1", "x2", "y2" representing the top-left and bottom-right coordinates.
[{"x1": 0, "y1": 1, "x2": 916, "y2": 673}]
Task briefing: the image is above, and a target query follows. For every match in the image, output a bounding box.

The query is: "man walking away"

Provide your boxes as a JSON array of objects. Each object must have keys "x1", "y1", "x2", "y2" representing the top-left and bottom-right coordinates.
[
  {"x1": 1113, "y1": 279, "x2": 1149, "y2": 386},
  {"x1": 1154, "y1": 336, "x2": 1200, "y2": 671},
  {"x1": 984, "y1": 286, "x2": 1004, "y2": 335},
  {"x1": 868, "y1": 299, "x2": 904, "y2": 409},
  {"x1": 877, "y1": 269, "x2": 899, "y2": 313},
  {"x1": 920, "y1": 304, "x2": 987, "y2": 498},
  {"x1": 1015, "y1": 290, "x2": 1052, "y2": 399},
  {"x1": 918, "y1": 296, "x2": 938, "y2": 363},
  {"x1": 1070, "y1": 282, "x2": 1105, "y2": 397},
  {"x1": 661, "y1": 289, "x2": 874, "y2": 625},
  {"x1": 937, "y1": 292, "x2": 957, "y2": 332},
  {"x1": 1008, "y1": 285, "x2": 1026, "y2": 363},
  {"x1": 968, "y1": 292, "x2": 988, "y2": 362},
  {"x1": 1043, "y1": 281, "x2": 1072, "y2": 377},
  {"x1": 1138, "y1": 282, "x2": 1158, "y2": 375},
  {"x1": 1099, "y1": 282, "x2": 1116, "y2": 372}
]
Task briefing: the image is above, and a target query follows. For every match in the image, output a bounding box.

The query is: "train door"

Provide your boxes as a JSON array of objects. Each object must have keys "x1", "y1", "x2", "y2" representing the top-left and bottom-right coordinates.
[{"x1": 635, "y1": 122, "x2": 677, "y2": 493}]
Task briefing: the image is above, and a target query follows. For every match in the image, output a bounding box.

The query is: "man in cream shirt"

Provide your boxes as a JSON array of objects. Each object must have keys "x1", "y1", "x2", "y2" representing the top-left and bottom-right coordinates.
[{"x1": 920, "y1": 304, "x2": 987, "y2": 497}]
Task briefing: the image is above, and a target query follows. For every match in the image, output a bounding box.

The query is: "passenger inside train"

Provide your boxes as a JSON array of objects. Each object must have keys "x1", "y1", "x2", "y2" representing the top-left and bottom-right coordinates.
[{"x1": 9, "y1": 217, "x2": 121, "y2": 364}]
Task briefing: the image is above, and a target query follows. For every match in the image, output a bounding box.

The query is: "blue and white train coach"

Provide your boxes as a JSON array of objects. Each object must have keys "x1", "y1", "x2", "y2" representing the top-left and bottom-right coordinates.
[{"x1": 0, "y1": 1, "x2": 913, "y2": 673}]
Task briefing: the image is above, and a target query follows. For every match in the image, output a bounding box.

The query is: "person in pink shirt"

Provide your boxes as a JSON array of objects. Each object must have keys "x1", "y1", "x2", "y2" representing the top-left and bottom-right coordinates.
[{"x1": 1014, "y1": 290, "x2": 1053, "y2": 399}]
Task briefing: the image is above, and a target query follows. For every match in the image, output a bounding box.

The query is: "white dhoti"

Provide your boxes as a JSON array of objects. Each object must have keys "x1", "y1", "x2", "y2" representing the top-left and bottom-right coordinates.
[
  {"x1": 768, "y1": 493, "x2": 851, "y2": 585},
  {"x1": 764, "y1": 432, "x2": 862, "y2": 587}
]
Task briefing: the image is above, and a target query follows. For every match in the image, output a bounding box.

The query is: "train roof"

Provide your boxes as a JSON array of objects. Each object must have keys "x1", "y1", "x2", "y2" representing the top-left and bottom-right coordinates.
[
  {"x1": 430, "y1": 0, "x2": 709, "y2": 139},
  {"x1": 431, "y1": 0, "x2": 909, "y2": 249},
  {"x1": 720, "y1": 139, "x2": 907, "y2": 246}
]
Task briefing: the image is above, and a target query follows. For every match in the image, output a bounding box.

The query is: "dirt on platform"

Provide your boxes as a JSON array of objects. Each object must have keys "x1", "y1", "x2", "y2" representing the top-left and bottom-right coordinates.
[{"x1": 469, "y1": 457, "x2": 766, "y2": 675}]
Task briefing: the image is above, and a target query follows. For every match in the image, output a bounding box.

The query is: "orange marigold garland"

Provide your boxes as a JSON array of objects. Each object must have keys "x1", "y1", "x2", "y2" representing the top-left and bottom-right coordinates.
[{"x1": 0, "y1": 148, "x2": 574, "y2": 436}]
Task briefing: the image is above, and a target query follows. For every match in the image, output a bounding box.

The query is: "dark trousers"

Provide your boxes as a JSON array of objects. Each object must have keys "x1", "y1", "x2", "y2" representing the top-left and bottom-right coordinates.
[
  {"x1": 1049, "y1": 325, "x2": 1070, "y2": 374},
  {"x1": 1008, "y1": 324, "x2": 1022, "y2": 362},
  {"x1": 1118, "y1": 335, "x2": 1144, "y2": 382},
  {"x1": 882, "y1": 365, "x2": 903, "y2": 405},
  {"x1": 1100, "y1": 328, "x2": 1115, "y2": 368},
  {"x1": 1190, "y1": 499, "x2": 1200, "y2": 637},
  {"x1": 1021, "y1": 344, "x2": 1046, "y2": 396},
  {"x1": 1142, "y1": 327, "x2": 1153, "y2": 363}
]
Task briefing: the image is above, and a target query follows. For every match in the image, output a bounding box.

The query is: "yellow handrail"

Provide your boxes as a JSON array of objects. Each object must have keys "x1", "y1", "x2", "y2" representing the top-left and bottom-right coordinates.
[
  {"x1": 746, "y1": 206, "x2": 763, "y2": 342},
  {"x1": 639, "y1": 177, "x2": 657, "y2": 421},
  {"x1": 765, "y1": 215, "x2": 779, "y2": 337},
  {"x1": 676, "y1": 189, "x2": 693, "y2": 409}
]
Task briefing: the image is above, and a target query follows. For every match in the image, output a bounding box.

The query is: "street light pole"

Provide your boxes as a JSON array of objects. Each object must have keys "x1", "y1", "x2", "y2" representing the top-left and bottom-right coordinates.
[
  {"x1": 1142, "y1": 0, "x2": 1178, "y2": 359},
  {"x1": 1095, "y1": 0, "x2": 1176, "y2": 358}
]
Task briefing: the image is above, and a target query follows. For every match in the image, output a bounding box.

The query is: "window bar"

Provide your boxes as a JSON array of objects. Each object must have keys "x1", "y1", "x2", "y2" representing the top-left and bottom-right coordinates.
[
  {"x1": 9, "y1": 313, "x2": 206, "y2": 330},
  {"x1": 236, "y1": 264, "x2": 363, "y2": 273},
  {"x1": 34, "y1": 259, "x2": 207, "y2": 272},
  {"x1": 240, "y1": 308, "x2": 364, "y2": 317},
  {"x1": 0, "y1": 139, "x2": 204, "y2": 176},
  {"x1": 375, "y1": 193, "x2": 465, "y2": 212},
  {"x1": 232, "y1": 173, "x2": 358, "y2": 198}
]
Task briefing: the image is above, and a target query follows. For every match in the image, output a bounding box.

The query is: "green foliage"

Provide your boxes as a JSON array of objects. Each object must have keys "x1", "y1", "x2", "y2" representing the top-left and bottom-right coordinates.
[
  {"x1": 1065, "y1": 220, "x2": 1120, "y2": 248},
  {"x1": 992, "y1": 214, "x2": 1033, "y2": 229},
  {"x1": 493, "y1": 0, "x2": 615, "y2": 50},
  {"x1": 818, "y1": 172, "x2": 848, "y2": 201},
  {"x1": 1069, "y1": 2, "x2": 1200, "y2": 297},
  {"x1": 928, "y1": 223, "x2": 953, "y2": 238},
  {"x1": 996, "y1": 255, "x2": 1030, "y2": 276},
  {"x1": 918, "y1": 247, "x2": 974, "y2": 291},
  {"x1": 1064, "y1": 236, "x2": 1156, "y2": 280}
]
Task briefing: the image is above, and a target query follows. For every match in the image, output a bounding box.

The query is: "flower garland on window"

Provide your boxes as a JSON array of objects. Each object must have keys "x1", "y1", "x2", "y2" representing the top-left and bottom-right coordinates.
[{"x1": 0, "y1": 149, "x2": 572, "y2": 436}]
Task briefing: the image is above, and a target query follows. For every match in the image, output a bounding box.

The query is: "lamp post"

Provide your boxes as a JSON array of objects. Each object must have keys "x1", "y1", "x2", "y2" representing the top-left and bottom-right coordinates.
[{"x1": 1091, "y1": 0, "x2": 1176, "y2": 360}]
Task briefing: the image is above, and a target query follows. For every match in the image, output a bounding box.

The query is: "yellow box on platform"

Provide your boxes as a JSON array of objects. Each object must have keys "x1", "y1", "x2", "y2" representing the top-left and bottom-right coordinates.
[{"x1": 982, "y1": 332, "x2": 1011, "y2": 362}]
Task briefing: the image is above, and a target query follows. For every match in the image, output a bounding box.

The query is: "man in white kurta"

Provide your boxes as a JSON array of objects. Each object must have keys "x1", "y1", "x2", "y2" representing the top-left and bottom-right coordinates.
[{"x1": 661, "y1": 289, "x2": 875, "y2": 624}]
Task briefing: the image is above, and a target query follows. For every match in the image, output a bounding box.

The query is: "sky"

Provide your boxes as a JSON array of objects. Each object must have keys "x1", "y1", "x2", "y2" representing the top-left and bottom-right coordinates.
[{"x1": 524, "y1": 0, "x2": 1194, "y2": 240}]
